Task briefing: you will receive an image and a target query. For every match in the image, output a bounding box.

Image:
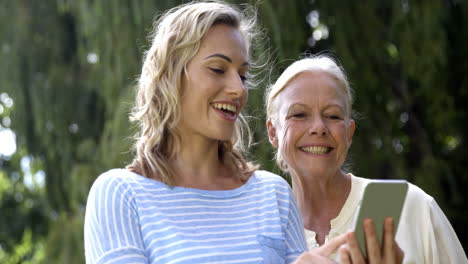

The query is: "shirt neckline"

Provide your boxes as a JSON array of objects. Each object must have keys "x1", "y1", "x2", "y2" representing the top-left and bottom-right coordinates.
[
  {"x1": 305, "y1": 173, "x2": 367, "y2": 246},
  {"x1": 120, "y1": 168, "x2": 258, "y2": 198},
  {"x1": 329, "y1": 173, "x2": 365, "y2": 229}
]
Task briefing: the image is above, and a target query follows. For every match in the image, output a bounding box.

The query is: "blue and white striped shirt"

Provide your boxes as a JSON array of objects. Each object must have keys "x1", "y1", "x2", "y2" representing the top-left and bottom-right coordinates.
[{"x1": 84, "y1": 169, "x2": 307, "y2": 264}]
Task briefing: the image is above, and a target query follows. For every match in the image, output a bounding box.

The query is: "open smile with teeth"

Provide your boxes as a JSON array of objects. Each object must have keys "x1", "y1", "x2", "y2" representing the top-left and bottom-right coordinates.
[
  {"x1": 212, "y1": 103, "x2": 237, "y2": 116},
  {"x1": 300, "y1": 146, "x2": 332, "y2": 154}
]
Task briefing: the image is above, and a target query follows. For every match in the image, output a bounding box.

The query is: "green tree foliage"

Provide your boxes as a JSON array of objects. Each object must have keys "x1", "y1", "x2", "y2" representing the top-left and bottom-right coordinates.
[
  {"x1": 0, "y1": 0, "x2": 466, "y2": 262},
  {"x1": 0, "y1": 0, "x2": 179, "y2": 262}
]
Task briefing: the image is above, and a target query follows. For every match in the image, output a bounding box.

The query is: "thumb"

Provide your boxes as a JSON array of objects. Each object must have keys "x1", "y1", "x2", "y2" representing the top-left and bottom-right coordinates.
[{"x1": 312, "y1": 233, "x2": 348, "y2": 257}]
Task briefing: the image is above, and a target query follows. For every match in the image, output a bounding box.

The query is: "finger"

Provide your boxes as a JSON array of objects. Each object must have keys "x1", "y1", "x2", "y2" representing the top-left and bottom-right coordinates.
[
  {"x1": 364, "y1": 218, "x2": 381, "y2": 262},
  {"x1": 382, "y1": 217, "x2": 396, "y2": 263},
  {"x1": 294, "y1": 252, "x2": 335, "y2": 264},
  {"x1": 314, "y1": 233, "x2": 347, "y2": 256},
  {"x1": 345, "y1": 231, "x2": 365, "y2": 264},
  {"x1": 396, "y1": 243, "x2": 405, "y2": 264},
  {"x1": 339, "y1": 246, "x2": 352, "y2": 264}
]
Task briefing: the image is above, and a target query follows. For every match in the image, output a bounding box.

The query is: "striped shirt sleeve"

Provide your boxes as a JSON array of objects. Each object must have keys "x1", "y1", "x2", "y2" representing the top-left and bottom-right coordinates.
[
  {"x1": 84, "y1": 173, "x2": 148, "y2": 264},
  {"x1": 284, "y1": 184, "x2": 307, "y2": 263}
]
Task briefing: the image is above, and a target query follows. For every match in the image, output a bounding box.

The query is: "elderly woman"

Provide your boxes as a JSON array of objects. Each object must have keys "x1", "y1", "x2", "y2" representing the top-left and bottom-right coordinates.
[{"x1": 265, "y1": 55, "x2": 468, "y2": 263}]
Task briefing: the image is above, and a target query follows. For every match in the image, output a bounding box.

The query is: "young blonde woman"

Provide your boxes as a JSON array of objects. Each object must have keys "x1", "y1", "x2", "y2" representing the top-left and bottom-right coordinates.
[{"x1": 265, "y1": 55, "x2": 468, "y2": 263}]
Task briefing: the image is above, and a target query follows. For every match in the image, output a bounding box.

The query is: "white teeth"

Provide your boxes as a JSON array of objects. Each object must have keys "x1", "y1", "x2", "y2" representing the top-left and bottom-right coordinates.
[
  {"x1": 301, "y1": 146, "x2": 330, "y2": 154},
  {"x1": 213, "y1": 103, "x2": 237, "y2": 113}
]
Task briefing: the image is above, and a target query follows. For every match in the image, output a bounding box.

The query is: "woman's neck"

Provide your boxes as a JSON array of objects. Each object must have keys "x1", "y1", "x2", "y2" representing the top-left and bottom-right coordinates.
[
  {"x1": 292, "y1": 170, "x2": 351, "y2": 245},
  {"x1": 170, "y1": 136, "x2": 243, "y2": 190}
]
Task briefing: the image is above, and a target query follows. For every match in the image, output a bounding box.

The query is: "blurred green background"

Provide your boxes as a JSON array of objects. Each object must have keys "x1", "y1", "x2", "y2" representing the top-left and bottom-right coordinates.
[{"x1": 0, "y1": 0, "x2": 467, "y2": 262}]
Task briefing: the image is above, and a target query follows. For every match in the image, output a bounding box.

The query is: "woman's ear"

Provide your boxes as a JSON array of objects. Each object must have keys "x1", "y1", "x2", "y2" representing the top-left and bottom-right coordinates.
[
  {"x1": 267, "y1": 120, "x2": 279, "y2": 148},
  {"x1": 348, "y1": 119, "x2": 356, "y2": 145}
]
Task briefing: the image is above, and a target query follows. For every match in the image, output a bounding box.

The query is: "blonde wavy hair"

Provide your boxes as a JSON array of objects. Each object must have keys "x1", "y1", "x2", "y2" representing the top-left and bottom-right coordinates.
[
  {"x1": 127, "y1": 1, "x2": 260, "y2": 185},
  {"x1": 265, "y1": 55, "x2": 354, "y2": 172}
]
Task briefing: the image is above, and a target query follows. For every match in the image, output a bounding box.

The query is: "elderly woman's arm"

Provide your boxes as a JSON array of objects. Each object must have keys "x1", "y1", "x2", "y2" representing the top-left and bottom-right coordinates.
[{"x1": 424, "y1": 198, "x2": 467, "y2": 263}]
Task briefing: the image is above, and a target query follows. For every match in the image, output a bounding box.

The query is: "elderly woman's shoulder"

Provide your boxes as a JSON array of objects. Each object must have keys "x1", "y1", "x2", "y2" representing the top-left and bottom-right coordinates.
[
  {"x1": 405, "y1": 181, "x2": 437, "y2": 205},
  {"x1": 387, "y1": 180, "x2": 437, "y2": 220},
  {"x1": 352, "y1": 175, "x2": 435, "y2": 204}
]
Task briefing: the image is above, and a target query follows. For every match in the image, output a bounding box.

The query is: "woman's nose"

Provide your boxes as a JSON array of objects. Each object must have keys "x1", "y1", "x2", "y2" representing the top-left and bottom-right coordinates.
[
  {"x1": 226, "y1": 73, "x2": 247, "y2": 99},
  {"x1": 308, "y1": 117, "x2": 328, "y2": 135}
]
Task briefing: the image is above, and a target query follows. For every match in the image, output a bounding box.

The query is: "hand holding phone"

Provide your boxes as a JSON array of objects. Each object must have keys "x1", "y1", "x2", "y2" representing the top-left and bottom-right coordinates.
[
  {"x1": 353, "y1": 180, "x2": 408, "y2": 258},
  {"x1": 340, "y1": 218, "x2": 405, "y2": 263}
]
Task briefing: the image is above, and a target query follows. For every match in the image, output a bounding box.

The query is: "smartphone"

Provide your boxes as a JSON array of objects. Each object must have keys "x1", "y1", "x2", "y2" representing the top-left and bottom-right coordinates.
[{"x1": 353, "y1": 180, "x2": 408, "y2": 258}]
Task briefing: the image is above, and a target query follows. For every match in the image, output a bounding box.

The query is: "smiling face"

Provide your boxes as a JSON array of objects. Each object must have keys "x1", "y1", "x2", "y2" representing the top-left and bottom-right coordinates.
[
  {"x1": 178, "y1": 23, "x2": 249, "y2": 143},
  {"x1": 267, "y1": 71, "x2": 355, "y2": 178}
]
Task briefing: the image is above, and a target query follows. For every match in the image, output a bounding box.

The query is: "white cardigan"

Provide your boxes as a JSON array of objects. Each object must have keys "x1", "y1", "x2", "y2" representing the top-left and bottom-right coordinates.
[{"x1": 304, "y1": 174, "x2": 467, "y2": 264}]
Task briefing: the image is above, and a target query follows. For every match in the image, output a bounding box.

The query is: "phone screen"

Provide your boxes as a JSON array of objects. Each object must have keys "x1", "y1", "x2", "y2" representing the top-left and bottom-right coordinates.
[{"x1": 353, "y1": 180, "x2": 408, "y2": 257}]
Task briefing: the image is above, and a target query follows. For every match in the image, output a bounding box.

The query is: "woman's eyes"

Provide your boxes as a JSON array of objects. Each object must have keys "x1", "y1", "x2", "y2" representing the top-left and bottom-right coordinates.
[
  {"x1": 209, "y1": 68, "x2": 225, "y2": 74},
  {"x1": 289, "y1": 113, "x2": 306, "y2": 119},
  {"x1": 209, "y1": 68, "x2": 248, "y2": 83},
  {"x1": 327, "y1": 114, "x2": 344, "y2": 120},
  {"x1": 288, "y1": 113, "x2": 342, "y2": 120}
]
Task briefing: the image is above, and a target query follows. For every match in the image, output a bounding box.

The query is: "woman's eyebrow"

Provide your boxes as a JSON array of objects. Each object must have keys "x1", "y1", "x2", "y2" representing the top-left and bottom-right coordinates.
[
  {"x1": 204, "y1": 53, "x2": 249, "y2": 67},
  {"x1": 204, "y1": 53, "x2": 232, "y2": 63}
]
